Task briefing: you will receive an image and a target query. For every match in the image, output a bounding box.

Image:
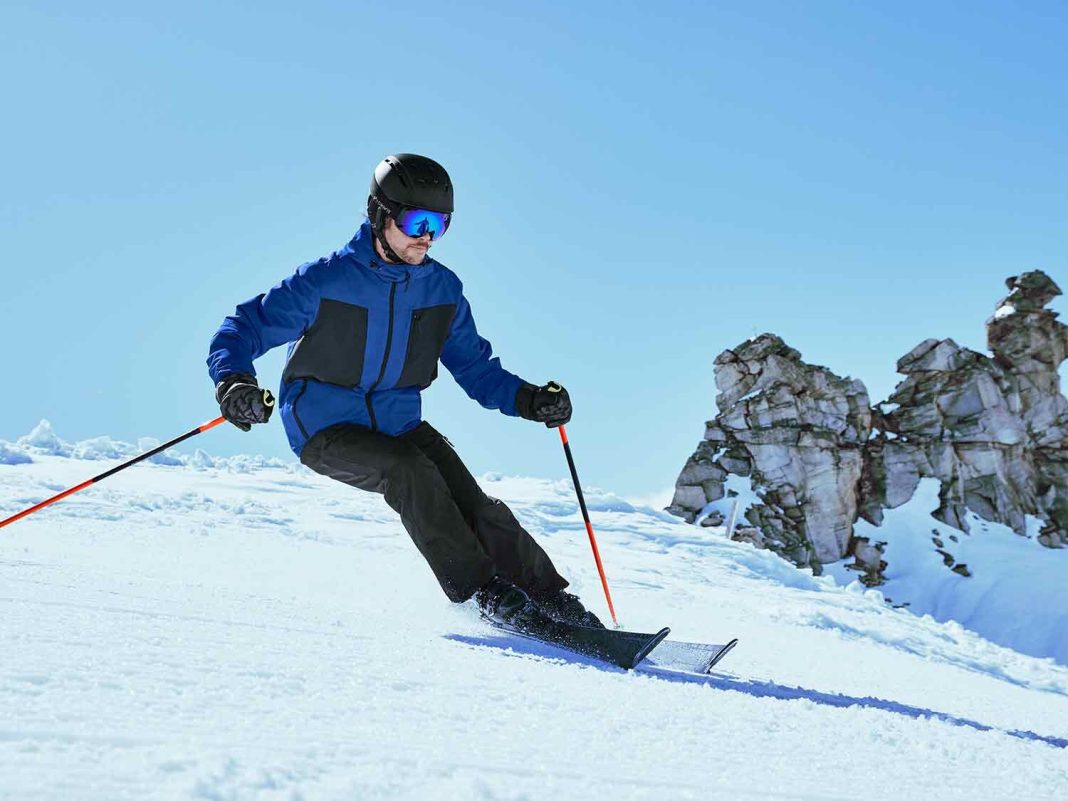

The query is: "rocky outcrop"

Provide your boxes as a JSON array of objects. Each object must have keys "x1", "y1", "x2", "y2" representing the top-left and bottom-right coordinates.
[
  {"x1": 668, "y1": 271, "x2": 1068, "y2": 574},
  {"x1": 669, "y1": 334, "x2": 872, "y2": 570}
]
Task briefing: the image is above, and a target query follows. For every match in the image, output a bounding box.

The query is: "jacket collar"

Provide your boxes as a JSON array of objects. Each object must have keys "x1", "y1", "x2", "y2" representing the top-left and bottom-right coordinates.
[{"x1": 344, "y1": 219, "x2": 439, "y2": 283}]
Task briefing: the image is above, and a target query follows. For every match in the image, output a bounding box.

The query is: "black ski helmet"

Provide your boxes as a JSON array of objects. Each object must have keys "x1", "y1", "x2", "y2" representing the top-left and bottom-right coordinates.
[{"x1": 368, "y1": 153, "x2": 453, "y2": 228}]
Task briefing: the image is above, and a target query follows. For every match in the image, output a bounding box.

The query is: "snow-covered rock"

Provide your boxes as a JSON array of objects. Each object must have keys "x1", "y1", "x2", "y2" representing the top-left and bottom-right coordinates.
[
  {"x1": 668, "y1": 332, "x2": 872, "y2": 567},
  {"x1": 668, "y1": 271, "x2": 1068, "y2": 664}
]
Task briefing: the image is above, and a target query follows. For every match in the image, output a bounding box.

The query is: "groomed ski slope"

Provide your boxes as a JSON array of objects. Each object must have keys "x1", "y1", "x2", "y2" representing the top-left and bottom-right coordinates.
[{"x1": 2, "y1": 436, "x2": 1067, "y2": 800}]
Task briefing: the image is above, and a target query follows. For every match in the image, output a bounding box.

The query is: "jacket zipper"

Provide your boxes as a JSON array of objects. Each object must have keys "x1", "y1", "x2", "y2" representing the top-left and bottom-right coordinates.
[{"x1": 365, "y1": 280, "x2": 398, "y2": 431}]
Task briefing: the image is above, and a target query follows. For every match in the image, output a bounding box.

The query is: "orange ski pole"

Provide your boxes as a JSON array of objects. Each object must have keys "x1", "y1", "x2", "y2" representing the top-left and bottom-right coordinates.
[
  {"x1": 0, "y1": 417, "x2": 228, "y2": 530},
  {"x1": 557, "y1": 423, "x2": 619, "y2": 626}
]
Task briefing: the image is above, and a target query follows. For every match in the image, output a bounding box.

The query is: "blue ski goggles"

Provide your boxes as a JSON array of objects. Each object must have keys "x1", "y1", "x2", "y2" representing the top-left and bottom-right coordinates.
[{"x1": 394, "y1": 207, "x2": 451, "y2": 241}]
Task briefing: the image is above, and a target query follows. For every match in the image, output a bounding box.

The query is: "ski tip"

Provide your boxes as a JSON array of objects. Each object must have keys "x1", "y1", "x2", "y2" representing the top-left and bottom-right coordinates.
[{"x1": 704, "y1": 638, "x2": 739, "y2": 672}]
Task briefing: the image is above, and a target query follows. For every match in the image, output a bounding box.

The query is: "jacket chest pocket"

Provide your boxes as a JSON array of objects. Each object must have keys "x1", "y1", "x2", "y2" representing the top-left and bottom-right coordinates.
[
  {"x1": 396, "y1": 304, "x2": 457, "y2": 389},
  {"x1": 282, "y1": 299, "x2": 369, "y2": 388}
]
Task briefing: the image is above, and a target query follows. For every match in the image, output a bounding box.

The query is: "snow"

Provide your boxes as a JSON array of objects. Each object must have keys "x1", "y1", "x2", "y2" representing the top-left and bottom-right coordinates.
[
  {"x1": 11, "y1": 419, "x2": 297, "y2": 473},
  {"x1": 994, "y1": 303, "x2": 1017, "y2": 319},
  {"x1": 2, "y1": 428, "x2": 1067, "y2": 799},
  {"x1": 825, "y1": 478, "x2": 1068, "y2": 666},
  {"x1": 16, "y1": 419, "x2": 71, "y2": 456},
  {"x1": 70, "y1": 435, "x2": 139, "y2": 461},
  {"x1": 695, "y1": 472, "x2": 762, "y2": 529},
  {"x1": 0, "y1": 442, "x2": 32, "y2": 466}
]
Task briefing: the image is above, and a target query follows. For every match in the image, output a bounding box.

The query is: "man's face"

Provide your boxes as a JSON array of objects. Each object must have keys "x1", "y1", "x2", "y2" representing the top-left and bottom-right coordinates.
[{"x1": 382, "y1": 216, "x2": 432, "y2": 265}]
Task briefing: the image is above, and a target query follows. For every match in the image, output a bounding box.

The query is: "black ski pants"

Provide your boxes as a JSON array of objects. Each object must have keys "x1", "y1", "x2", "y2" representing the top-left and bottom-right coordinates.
[{"x1": 299, "y1": 420, "x2": 568, "y2": 603}]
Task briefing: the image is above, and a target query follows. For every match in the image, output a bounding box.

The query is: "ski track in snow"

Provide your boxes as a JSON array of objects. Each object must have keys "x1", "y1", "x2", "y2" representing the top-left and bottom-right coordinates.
[{"x1": 2, "y1": 452, "x2": 1068, "y2": 800}]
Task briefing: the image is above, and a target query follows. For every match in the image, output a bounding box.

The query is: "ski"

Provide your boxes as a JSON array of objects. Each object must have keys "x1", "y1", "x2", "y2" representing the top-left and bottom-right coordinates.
[
  {"x1": 643, "y1": 637, "x2": 739, "y2": 674},
  {"x1": 485, "y1": 616, "x2": 670, "y2": 670}
]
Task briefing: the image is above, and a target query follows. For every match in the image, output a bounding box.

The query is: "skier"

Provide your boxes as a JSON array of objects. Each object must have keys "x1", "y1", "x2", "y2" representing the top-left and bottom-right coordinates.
[{"x1": 207, "y1": 153, "x2": 603, "y2": 633}]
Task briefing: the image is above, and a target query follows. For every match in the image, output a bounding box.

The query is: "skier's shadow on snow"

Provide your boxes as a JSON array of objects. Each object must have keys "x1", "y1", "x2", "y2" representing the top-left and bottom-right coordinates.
[{"x1": 447, "y1": 633, "x2": 1068, "y2": 751}]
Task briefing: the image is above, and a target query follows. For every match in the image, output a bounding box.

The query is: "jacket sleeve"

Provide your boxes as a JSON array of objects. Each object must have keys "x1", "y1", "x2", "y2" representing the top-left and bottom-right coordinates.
[
  {"x1": 207, "y1": 260, "x2": 324, "y2": 384},
  {"x1": 440, "y1": 292, "x2": 526, "y2": 416}
]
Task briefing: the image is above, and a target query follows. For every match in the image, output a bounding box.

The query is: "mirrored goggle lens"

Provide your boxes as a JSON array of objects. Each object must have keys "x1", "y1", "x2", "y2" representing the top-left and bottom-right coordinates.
[{"x1": 395, "y1": 208, "x2": 451, "y2": 241}]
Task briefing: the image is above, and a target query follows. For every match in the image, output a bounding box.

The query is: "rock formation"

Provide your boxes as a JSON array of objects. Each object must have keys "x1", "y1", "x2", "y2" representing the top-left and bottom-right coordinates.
[{"x1": 667, "y1": 271, "x2": 1068, "y2": 577}]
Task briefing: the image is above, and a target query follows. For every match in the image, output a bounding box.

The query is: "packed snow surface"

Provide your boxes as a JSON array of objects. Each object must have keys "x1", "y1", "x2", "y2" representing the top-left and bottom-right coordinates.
[{"x1": 2, "y1": 424, "x2": 1067, "y2": 800}]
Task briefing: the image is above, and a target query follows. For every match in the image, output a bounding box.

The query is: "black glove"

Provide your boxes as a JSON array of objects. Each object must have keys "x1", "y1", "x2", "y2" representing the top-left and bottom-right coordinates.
[
  {"x1": 215, "y1": 373, "x2": 275, "y2": 432},
  {"x1": 516, "y1": 380, "x2": 572, "y2": 428}
]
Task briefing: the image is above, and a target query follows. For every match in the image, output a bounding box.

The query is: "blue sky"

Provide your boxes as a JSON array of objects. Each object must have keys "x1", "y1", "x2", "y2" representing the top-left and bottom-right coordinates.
[{"x1": 2, "y1": 1, "x2": 1066, "y2": 499}]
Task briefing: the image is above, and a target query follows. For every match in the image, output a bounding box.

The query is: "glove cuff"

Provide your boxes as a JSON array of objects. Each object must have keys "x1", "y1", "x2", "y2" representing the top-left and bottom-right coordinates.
[
  {"x1": 515, "y1": 382, "x2": 538, "y2": 420},
  {"x1": 215, "y1": 372, "x2": 258, "y2": 405}
]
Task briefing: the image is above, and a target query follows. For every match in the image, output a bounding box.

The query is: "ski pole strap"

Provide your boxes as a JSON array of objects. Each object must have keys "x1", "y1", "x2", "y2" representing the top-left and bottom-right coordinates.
[{"x1": 0, "y1": 417, "x2": 227, "y2": 530}]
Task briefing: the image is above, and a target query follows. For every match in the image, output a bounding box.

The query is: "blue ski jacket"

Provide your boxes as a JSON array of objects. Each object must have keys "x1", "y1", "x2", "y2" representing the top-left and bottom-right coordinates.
[{"x1": 207, "y1": 220, "x2": 528, "y2": 456}]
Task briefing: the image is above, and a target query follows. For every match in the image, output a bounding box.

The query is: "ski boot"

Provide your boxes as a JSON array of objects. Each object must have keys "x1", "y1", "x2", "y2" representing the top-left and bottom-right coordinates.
[
  {"x1": 475, "y1": 576, "x2": 556, "y2": 635},
  {"x1": 539, "y1": 590, "x2": 606, "y2": 629}
]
